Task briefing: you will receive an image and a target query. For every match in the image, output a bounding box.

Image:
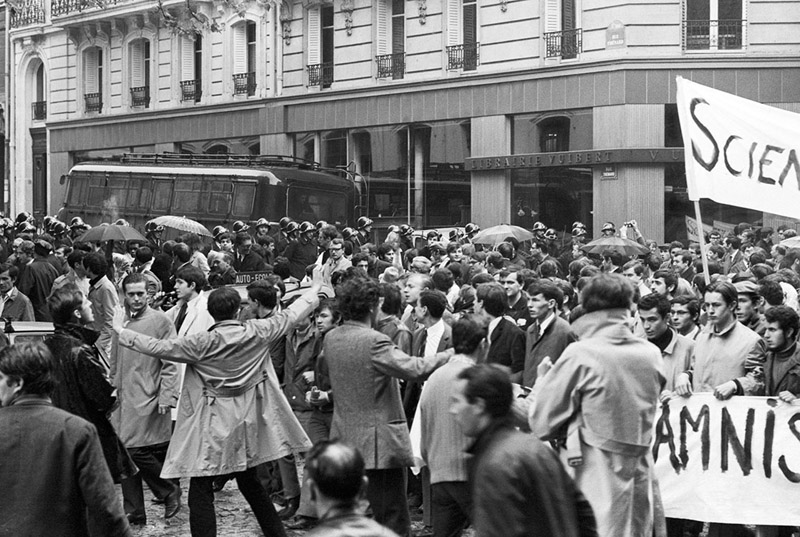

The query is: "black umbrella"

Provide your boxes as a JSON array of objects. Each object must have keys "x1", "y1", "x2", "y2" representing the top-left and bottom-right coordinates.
[{"x1": 75, "y1": 224, "x2": 147, "y2": 244}]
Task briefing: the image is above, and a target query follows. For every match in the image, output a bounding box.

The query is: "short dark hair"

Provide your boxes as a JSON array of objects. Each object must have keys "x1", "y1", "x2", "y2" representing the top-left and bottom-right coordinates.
[
  {"x1": 652, "y1": 269, "x2": 677, "y2": 292},
  {"x1": 418, "y1": 290, "x2": 448, "y2": 319},
  {"x1": 176, "y1": 266, "x2": 207, "y2": 292},
  {"x1": 377, "y1": 243, "x2": 394, "y2": 260},
  {"x1": 48, "y1": 283, "x2": 84, "y2": 325},
  {"x1": 306, "y1": 440, "x2": 365, "y2": 505},
  {"x1": 121, "y1": 272, "x2": 148, "y2": 294},
  {"x1": 457, "y1": 364, "x2": 513, "y2": 419},
  {"x1": 0, "y1": 341, "x2": 55, "y2": 396},
  {"x1": 638, "y1": 293, "x2": 670, "y2": 319},
  {"x1": 82, "y1": 252, "x2": 108, "y2": 277},
  {"x1": 247, "y1": 281, "x2": 278, "y2": 309},
  {"x1": 526, "y1": 280, "x2": 564, "y2": 306},
  {"x1": 379, "y1": 283, "x2": 403, "y2": 316},
  {"x1": 726, "y1": 236, "x2": 742, "y2": 250},
  {"x1": 0, "y1": 262, "x2": 19, "y2": 282},
  {"x1": 670, "y1": 296, "x2": 700, "y2": 319},
  {"x1": 431, "y1": 269, "x2": 454, "y2": 294},
  {"x1": 135, "y1": 246, "x2": 153, "y2": 264},
  {"x1": 66, "y1": 250, "x2": 87, "y2": 270},
  {"x1": 316, "y1": 298, "x2": 341, "y2": 325},
  {"x1": 705, "y1": 281, "x2": 738, "y2": 306},
  {"x1": 173, "y1": 243, "x2": 191, "y2": 263},
  {"x1": 235, "y1": 232, "x2": 253, "y2": 247},
  {"x1": 764, "y1": 305, "x2": 800, "y2": 339},
  {"x1": 207, "y1": 286, "x2": 241, "y2": 322},
  {"x1": 581, "y1": 273, "x2": 634, "y2": 313},
  {"x1": 538, "y1": 259, "x2": 560, "y2": 279},
  {"x1": 759, "y1": 280, "x2": 785, "y2": 307},
  {"x1": 452, "y1": 317, "x2": 486, "y2": 355},
  {"x1": 337, "y1": 276, "x2": 379, "y2": 322},
  {"x1": 476, "y1": 283, "x2": 507, "y2": 318}
]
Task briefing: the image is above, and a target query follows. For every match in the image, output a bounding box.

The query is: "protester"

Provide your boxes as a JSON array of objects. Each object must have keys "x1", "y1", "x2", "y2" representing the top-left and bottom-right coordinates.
[
  {"x1": 0, "y1": 341, "x2": 132, "y2": 537},
  {"x1": 0, "y1": 261, "x2": 35, "y2": 321},
  {"x1": 474, "y1": 282, "x2": 524, "y2": 376},
  {"x1": 83, "y1": 251, "x2": 120, "y2": 362}
]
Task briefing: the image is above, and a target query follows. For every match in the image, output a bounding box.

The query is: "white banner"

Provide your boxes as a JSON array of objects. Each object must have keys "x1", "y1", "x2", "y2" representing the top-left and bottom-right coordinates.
[
  {"x1": 653, "y1": 394, "x2": 800, "y2": 525},
  {"x1": 676, "y1": 77, "x2": 800, "y2": 219}
]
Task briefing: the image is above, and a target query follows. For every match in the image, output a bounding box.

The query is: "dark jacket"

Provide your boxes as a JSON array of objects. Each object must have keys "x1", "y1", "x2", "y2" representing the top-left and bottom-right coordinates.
[
  {"x1": 0, "y1": 396, "x2": 132, "y2": 537},
  {"x1": 522, "y1": 315, "x2": 577, "y2": 387},
  {"x1": 403, "y1": 322, "x2": 452, "y2": 425},
  {"x1": 306, "y1": 507, "x2": 399, "y2": 537},
  {"x1": 469, "y1": 418, "x2": 597, "y2": 537},
  {"x1": 45, "y1": 323, "x2": 137, "y2": 483},
  {"x1": 486, "y1": 317, "x2": 525, "y2": 375},
  {"x1": 283, "y1": 325, "x2": 322, "y2": 412},
  {"x1": 234, "y1": 250, "x2": 268, "y2": 273},
  {"x1": 765, "y1": 342, "x2": 800, "y2": 396},
  {"x1": 16, "y1": 258, "x2": 59, "y2": 321}
]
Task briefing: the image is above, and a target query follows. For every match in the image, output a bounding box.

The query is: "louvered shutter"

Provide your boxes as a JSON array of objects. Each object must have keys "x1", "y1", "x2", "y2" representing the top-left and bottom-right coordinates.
[
  {"x1": 562, "y1": 0, "x2": 574, "y2": 30},
  {"x1": 463, "y1": 1, "x2": 476, "y2": 45},
  {"x1": 391, "y1": 0, "x2": 405, "y2": 54},
  {"x1": 84, "y1": 48, "x2": 98, "y2": 93},
  {"x1": 447, "y1": 0, "x2": 460, "y2": 46},
  {"x1": 376, "y1": 0, "x2": 389, "y2": 55},
  {"x1": 544, "y1": 0, "x2": 560, "y2": 33},
  {"x1": 130, "y1": 41, "x2": 143, "y2": 87},
  {"x1": 181, "y1": 36, "x2": 194, "y2": 81},
  {"x1": 308, "y1": 7, "x2": 321, "y2": 65},
  {"x1": 232, "y1": 24, "x2": 247, "y2": 74}
]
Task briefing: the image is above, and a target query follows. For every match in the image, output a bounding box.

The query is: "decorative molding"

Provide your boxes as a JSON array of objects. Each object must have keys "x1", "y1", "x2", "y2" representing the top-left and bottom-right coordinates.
[
  {"x1": 341, "y1": 0, "x2": 354, "y2": 35},
  {"x1": 417, "y1": 0, "x2": 426, "y2": 24}
]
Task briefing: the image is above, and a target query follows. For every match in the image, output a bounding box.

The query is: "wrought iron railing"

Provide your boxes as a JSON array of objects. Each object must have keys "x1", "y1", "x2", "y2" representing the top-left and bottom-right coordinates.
[
  {"x1": 446, "y1": 43, "x2": 480, "y2": 71},
  {"x1": 684, "y1": 19, "x2": 744, "y2": 50},
  {"x1": 181, "y1": 79, "x2": 202, "y2": 102},
  {"x1": 307, "y1": 63, "x2": 334, "y2": 88},
  {"x1": 545, "y1": 28, "x2": 582, "y2": 59},
  {"x1": 51, "y1": 0, "x2": 119, "y2": 17},
  {"x1": 130, "y1": 86, "x2": 150, "y2": 108},
  {"x1": 10, "y1": 0, "x2": 45, "y2": 28},
  {"x1": 32, "y1": 101, "x2": 46, "y2": 120},
  {"x1": 376, "y1": 53, "x2": 406, "y2": 80},
  {"x1": 232, "y1": 72, "x2": 256, "y2": 96},
  {"x1": 85, "y1": 92, "x2": 102, "y2": 112}
]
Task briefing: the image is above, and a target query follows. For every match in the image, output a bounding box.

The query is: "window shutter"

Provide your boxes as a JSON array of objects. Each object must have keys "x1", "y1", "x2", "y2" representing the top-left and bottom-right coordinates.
[
  {"x1": 391, "y1": 1, "x2": 405, "y2": 53},
  {"x1": 181, "y1": 36, "x2": 195, "y2": 81},
  {"x1": 376, "y1": 0, "x2": 389, "y2": 55},
  {"x1": 447, "y1": 0, "x2": 460, "y2": 46},
  {"x1": 544, "y1": 0, "x2": 560, "y2": 34},
  {"x1": 233, "y1": 24, "x2": 247, "y2": 74},
  {"x1": 130, "y1": 41, "x2": 143, "y2": 87},
  {"x1": 84, "y1": 48, "x2": 98, "y2": 93},
  {"x1": 562, "y1": 0, "x2": 575, "y2": 30},
  {"x1": 463, "y1": 2, "x2": 476, "y2": 45},
  {"x1": 308, "y1": 7, "x2": 321, "y2": 65}
]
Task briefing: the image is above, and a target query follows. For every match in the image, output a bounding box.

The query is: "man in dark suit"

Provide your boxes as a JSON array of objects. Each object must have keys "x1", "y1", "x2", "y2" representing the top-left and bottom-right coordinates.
[
  {"x1": 0, "y1": 341, "x2": 132, "y2": 537},
  {"x1": 475, "y1": 282, "x2": 525, "y2": 377},
  {"x1": 324, "y1": 276, "x2": 453, "y2": 537}
]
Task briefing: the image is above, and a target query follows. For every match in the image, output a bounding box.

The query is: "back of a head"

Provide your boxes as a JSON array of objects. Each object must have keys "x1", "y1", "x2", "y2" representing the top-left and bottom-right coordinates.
[
  {"x1": 0, "y1": 341, "x2": 55, "y2": 397},
  {"x1": 173, "y1": 242, "x2": 191, "y2": 263},
  {"x1": 83, "y1": 251, "x2": 108, "y2": 277},
  {"x1": 247, "y1": 280, "x2": 278, "y2": 309},
  {"x1": 431, "y1": 269, "x2": 454, "y2": 293},
  {"x1": 581, "y1": 273, "x2": 634, "y2": 313},
  {"x1": 337, "y1": 276, "x2": 379, "y2": 322},
  {"x1": 207, "y1": 286, "x2": 241, "y2": 322},
  {"x1": 48, "y1": 283, "x2": 84, "y2": 324},
  {"x1": 135, "y1": 246, "x2": 153, "y2": 264},
  {"x1": 452, "y1": 317, "x2": 487, "y2": 355},
  {"x1": 457, "y1": 364, "x2": 513, "y2": 420},
  {"x1": 66, "y1": 249, "x2": 87, "y2": 270},
  {"x1": 476, "y1": 282, "x2": 507, "y2": 317},
  {"x1": 418, "y1": 289, "x2": 448, "y2": 319},
  {"x1": 379, "y1": 282, "x2": 403, "y2": 316},
  {"x1": 306, "y1": 441, "x2": 365, "y2": 505}
]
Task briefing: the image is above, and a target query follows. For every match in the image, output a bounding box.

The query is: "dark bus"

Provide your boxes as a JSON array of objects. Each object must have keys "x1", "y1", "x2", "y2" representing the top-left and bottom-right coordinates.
[{"x1": 58, "y1": 153, "x2": 360, "y2": 229}]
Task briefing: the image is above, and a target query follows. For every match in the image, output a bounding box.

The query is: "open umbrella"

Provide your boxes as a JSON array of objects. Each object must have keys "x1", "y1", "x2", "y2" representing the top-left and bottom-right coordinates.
[
  {"x1": 148, "y1": 215, "x2": 212, "y2": 237},
  {"x1": 75, "y1": 224, "x2": 147, "y2": 244},
  {"x1": 471, "y1": 224, "x2": 534, "y2": 246},
  {"x1": 780, "y1": 237, "x2": 800, "y2": 249},
  {"x1": 581, "y1": 236, "x2": 650, "y2": 257}
]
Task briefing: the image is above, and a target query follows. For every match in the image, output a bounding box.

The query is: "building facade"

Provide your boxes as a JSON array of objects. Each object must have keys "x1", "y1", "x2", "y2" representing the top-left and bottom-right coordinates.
[{"x1": 7, "y1": 0, "x2": 800, "y2": 241}]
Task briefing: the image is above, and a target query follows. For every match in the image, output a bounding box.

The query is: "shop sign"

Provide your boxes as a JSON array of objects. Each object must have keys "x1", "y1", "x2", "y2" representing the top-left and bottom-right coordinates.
[
  {"x1": 601, "y1": 165, "x2": 617, "y2": 180},
  {"x1": 606, "y1": 21, "x2": 626, "y2": 49},
  {"x1": 465, "y1": 148, "x2": 684, "y2": 171}
]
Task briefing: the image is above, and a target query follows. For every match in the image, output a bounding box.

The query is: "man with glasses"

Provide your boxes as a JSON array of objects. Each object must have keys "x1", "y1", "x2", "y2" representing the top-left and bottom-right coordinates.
[
  {"x1": 670, "y1": 296, "x2": 701, "y2": 340},
  {"x1": 233, "y1": 232, "x2": 268, "y2": 273},
  {"x1": 319, "y1": 238, "x2": 351, "y2": 286}
]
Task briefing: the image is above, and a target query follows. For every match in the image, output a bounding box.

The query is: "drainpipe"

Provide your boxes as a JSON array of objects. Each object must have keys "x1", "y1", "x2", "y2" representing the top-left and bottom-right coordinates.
[
  {"x1": 5, "y1": 7, "x2": 14, "y2": 215},
  {"x1": 275, "y1": 0, "x2": 283, "y2": 95}
]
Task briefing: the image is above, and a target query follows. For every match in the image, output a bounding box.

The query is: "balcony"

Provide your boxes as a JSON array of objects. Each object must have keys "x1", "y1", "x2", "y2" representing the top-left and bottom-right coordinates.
[
  {"x1": 376, "y1": 53, "x2": 406, "y2": 80},
  {"x1": 181, "y1": 79, "x2": 202, "y2": 102},
  {"x1": 52, "y1": 0, "x2": 123, "y2": 17},
  {"x1": 307, "y1": 63, "x2": 334, "y2": 89},
  {"x1": 232, "y1": 72, "x2": 256, "y2": 96},
  {"x1": 545, "y1": 28, "x2": 582, "y2": 59},
  {"x1": 10, "y1": 0, "x2": 45, "y2": 28},
  {"x1": 85, "y1": 92, "x2": 102, "y2": 112},
  {"x1": 130, "y1": 86, "x2": 150, "y2": 108},
  {"x1": 684, "y1": 19, "x2": 744, "y2": 50},
  {"x1": 32, "y1": 101, "x2": 46, "y2": 120},
  {"x1": 446, "y1": 43, "x2": 480, "y2": 71}
]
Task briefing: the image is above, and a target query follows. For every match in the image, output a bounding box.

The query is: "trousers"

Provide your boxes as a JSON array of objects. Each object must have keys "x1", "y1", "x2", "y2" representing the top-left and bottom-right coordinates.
[{"x1": 120, "y1": 443, "x2": 180, "y2": 519}]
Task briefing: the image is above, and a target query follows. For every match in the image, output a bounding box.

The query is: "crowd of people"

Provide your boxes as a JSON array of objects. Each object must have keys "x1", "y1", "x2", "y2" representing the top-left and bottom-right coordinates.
[{"x1": 0, "y1": 209, "x2": 798, "y2": 537}]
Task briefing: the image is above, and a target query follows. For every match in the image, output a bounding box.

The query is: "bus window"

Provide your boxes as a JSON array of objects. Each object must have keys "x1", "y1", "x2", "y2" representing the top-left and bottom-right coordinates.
[
  {"x1": 137, "y1": 178, "x2": 152, "y2": 208},
  {"x1": 174, "y1": 179, "x2": 202, "y2": 214},
  {"x1": 233, "y1": 183, "x2": 256, "y2": 216},
  {"x1": 67, "y1": 175, "x2": 89, "y2": 205},
  {"x1": 207, "y1": 181, "x2": 233, "y2": 215},
  {"x1": 152, "y1": 180, "x2": 172, "y2": 212},
  {"x1": 289, "y1": 187, "x2": 345, "y2": 224},
  {"x1": 87, "y1": 175, "x2": 106, "y2": 206}
]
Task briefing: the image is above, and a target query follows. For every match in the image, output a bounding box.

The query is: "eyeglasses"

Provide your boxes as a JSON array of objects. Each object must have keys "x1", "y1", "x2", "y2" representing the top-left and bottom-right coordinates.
[{"x1": 329, "y1": 246, "x2": 343, "y2": 252}]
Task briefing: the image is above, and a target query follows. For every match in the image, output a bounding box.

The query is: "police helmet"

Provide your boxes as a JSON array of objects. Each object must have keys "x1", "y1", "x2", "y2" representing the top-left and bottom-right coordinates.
[
  {"x1": 232, "y1": 220, "x2": 250, "y2": 233},
  {"x1": 357, "y1": 216, "x2": 373, "y2": 230}
]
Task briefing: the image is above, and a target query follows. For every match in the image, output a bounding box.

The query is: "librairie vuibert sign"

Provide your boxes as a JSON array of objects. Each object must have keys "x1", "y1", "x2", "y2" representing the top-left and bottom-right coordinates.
[{"x1": 464, "y1": 148, "x2": 685, "y2": 171}]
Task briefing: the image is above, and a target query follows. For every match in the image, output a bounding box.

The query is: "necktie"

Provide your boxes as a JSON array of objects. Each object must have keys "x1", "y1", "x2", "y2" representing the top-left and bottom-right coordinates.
[
  {"x1": 175, "y1": 303, "x2": 188, "y2": 332},
  {"x1": 417, "y1": 329, "x2": 427, "y2": 356}
]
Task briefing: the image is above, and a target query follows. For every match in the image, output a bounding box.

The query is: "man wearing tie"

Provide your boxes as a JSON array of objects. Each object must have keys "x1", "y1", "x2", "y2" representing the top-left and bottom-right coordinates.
[{"x1": 475, "y1": 283, "x2": 525, "y2": 378}]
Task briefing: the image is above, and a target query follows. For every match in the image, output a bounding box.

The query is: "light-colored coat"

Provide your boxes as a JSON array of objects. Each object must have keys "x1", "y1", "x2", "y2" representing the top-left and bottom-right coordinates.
[
  {"x1": 110, "y1": 306, "x2": 180, "y2": 448},
  {"x1": 117, "y1": 297, "x2": 316, "y2": 478},
  {"x1": 529, "y1": 308, "x2": 666, "y2": 537}
]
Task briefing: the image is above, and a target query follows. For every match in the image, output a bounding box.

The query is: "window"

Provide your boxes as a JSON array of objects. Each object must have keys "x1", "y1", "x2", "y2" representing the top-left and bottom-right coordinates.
[
  {"x1": 684, "y1": 0, "x2": 744, "y2": 51},
  {"x1": 233, "y1": 184, "x2": 256, "y2": 216},
  {"x1": 83, "y1": 47, "x2": 103, "y2": 113},
  {"x1": 307, "y1": 6, "x2": 334, "y2": 88},
  {"x1": 180, "y1": 35, "x2": 202, "y2": 102},
  {"x1": 129, "y1": 39, "x2": 151, "y2": 108},
  {"x1": 233, "y1": 21, "x2": 257, "y2": 96},
  {"x1": 152, "y1": 180, "x2": 173, "y2": 211},
  {"x1": 376, "y1": 0, "x2": 405, "y2": 79},
  {"x1": 538, "y1": 117, "x2": 570, "y2": 152},
  {"x1": 446, "y1": 0, "x2": 479, "y2": 71},
  {"x1": 544, "y1": 0, "x2": 582, "y2": 59},
  {"x1": 32, "y1": 63, "x2": 46, "y2": 120}
]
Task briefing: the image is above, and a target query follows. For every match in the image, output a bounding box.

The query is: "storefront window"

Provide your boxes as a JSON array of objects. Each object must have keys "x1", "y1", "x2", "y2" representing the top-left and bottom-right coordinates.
[
  {"x1": 510, "y1": 111, "x2": 593, "y2": 234},
  {"x1": 352, "y1": 126, "x2": 409, "y2": 221}
]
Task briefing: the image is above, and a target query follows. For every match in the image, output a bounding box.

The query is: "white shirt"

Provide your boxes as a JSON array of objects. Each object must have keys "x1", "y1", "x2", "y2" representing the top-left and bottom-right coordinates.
[
  {"x1": 487, "y1": 316, "x2": 502, "y2": 343},
  {"x1": 425, "y1": 319, "x2": 446, "y2": 356}
]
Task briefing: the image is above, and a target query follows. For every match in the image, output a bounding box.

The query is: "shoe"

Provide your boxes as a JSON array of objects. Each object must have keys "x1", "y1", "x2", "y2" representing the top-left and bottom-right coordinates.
[
  {"x1": 164, "y1": 489, "x2": 182, "y2": 519},
  {"x1": 126, "y1": 513, "x2": 146, "y2": 526},
  {"x1": 284, "y1": 515, "x2": 317, "y2": 530},
  {"x1": 270, "y1": 492, "x2": 287, "y2": 507},
  {"x1": 151, "y1": 496, "x2": 165, "y2": 504},
  {"x1": 277, "y1": 495, "x2": 300, "y2": 520}
]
